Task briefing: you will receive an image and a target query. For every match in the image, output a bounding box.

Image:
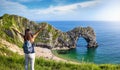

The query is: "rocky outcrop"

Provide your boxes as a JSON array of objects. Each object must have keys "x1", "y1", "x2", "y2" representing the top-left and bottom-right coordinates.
[
  {"x1": 67, "y1": 27, "x2": 98, "y2": 48},
  {"x1": 0, "y1": 14, "x2": 98, "y2": 50},
  {"x1": 54, "y1": 26, "x2": 98, "y2": 49}
]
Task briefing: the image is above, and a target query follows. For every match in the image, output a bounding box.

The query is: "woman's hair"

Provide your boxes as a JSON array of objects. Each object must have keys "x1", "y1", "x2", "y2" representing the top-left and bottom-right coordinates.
[{"x1": 24, "y1": 29, "x2": 33, "y2": 41}]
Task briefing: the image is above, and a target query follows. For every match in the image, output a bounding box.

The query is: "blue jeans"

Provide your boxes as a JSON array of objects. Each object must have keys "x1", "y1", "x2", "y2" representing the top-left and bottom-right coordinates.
[{"x1": 25, "y1": 53, "x2": 35, "y2": 70}]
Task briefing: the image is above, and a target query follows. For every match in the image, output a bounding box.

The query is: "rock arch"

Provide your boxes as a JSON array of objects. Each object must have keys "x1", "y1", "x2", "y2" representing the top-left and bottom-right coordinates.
[{"x1": 66, "y1": 26, "x2": 98, "y2": 48}]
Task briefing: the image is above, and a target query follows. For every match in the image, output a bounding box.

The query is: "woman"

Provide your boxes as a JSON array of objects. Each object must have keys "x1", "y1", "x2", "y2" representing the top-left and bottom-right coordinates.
[{"x1": 12, "y1": 24, "x2": 46, "y2": 70}]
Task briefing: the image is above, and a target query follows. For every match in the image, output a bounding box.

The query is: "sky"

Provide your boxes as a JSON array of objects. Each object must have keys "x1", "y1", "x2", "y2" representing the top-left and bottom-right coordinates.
[{"x1": 0, "y1": 0, "x2": 120, "y2": 21}]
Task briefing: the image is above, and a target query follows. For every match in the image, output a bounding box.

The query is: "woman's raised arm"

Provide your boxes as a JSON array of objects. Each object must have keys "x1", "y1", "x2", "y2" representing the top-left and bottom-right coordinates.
[
  {"x1": 33, "y1": 24, "x2": 46, "y2": 39},
  {"x1": 12, "y1": 28, "x2": 24, "y2": 38}
]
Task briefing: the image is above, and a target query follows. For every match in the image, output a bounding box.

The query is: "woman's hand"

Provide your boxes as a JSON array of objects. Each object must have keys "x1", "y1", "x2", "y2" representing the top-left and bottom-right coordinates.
[{"x1": 39, "y1": 24, "x2": 46, "y2": 30}]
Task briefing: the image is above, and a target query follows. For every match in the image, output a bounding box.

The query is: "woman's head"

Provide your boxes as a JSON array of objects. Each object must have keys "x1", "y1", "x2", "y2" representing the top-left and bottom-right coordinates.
[
  {"x1": 24, "y1": 29, "x2": 33, "y2": 40},
  {"x1": 25, "y1": 29, "x2": 31, "y2": 34}
]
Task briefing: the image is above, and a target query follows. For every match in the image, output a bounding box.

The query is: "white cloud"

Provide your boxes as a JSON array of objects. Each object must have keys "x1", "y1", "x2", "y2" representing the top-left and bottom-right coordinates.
[
  {"x1": 0, "y1": 0, "x2": 27, "y2": 14},
  {"x1": 34, "y1": 1, "x2": 99, "y2": 15},
  {"x1": 0, "y1": 0, "x2": 99, "y2": 21}
]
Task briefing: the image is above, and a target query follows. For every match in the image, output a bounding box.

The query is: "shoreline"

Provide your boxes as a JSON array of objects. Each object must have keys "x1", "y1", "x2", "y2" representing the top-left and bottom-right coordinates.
[{"x1": 35, "y1": 47, "x2": 80, "y2": 64}]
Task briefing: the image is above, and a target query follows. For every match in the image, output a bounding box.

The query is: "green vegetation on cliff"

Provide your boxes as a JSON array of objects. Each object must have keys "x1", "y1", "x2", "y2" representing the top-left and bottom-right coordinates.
[
  {"x1": 0, "y1": 14, "x2": 25, "y2": 48},
  {"x1": 0, "y1": 14, "x2": 63, "y2": 48}
]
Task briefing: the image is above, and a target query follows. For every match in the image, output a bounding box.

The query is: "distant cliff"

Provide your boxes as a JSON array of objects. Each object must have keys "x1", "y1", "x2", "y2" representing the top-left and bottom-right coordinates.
[{"x1": 0, "y1": 14, "x2": 98, "y2": 50}]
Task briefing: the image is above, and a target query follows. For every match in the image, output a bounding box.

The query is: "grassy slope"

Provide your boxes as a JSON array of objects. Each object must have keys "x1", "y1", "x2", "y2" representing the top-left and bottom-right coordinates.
[
  {"x1": 0, "y1": 43, "x2": 120, "y2": 70},
  {"x1": 1, "y1": 54, "x2": 120, "y2": 70}
]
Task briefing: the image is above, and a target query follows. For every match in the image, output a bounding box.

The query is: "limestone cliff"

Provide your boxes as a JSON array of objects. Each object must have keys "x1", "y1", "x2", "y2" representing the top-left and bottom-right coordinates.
[{"x1": 0, "y1": 14, "x2": 98, "y2": 50}]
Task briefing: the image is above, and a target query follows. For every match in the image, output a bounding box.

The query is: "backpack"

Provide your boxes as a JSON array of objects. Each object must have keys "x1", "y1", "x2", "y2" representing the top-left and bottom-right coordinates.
[{"x1": 23, "y1": 40, "x2": 33, "y2": 53}]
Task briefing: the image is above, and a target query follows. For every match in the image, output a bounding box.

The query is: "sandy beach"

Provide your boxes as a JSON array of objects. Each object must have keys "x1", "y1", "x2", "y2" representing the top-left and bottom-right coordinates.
[
  {"x1": 35, "y1": 47, "x2": 68, "y2": 61},
  {"x1": 35, "y1": 47, "x2": 80, "y2": 64}
]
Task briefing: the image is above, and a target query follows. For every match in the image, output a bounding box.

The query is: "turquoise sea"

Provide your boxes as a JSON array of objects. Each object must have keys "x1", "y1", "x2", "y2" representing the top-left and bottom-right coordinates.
[{"x1": 45, "y1": 21, "x2": 120, "y2": 64}]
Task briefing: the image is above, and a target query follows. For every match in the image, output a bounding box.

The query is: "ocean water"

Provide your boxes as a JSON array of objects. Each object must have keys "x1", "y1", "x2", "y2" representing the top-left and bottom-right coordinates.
[{"x1": 46, "y1": 21, "x2": 120, "y2": 64}]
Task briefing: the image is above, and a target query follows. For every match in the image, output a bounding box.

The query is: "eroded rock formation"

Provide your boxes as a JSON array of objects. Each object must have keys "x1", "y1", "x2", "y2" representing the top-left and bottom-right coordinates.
[
  {"x1": 55, "y1": 26, "x2": 98, "y2": 49},
  {"x1": 67, "y1": 27, "x2": 98, "y2": 48},
  {"x1": 0, "y1": 14, "x2": 98, "y2": 50}
]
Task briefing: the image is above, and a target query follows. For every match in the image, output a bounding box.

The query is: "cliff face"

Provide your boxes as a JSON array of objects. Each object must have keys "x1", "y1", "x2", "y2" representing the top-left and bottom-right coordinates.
[{"x1": 0, "y1": 14, "x2": 98, "y2": 50}]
